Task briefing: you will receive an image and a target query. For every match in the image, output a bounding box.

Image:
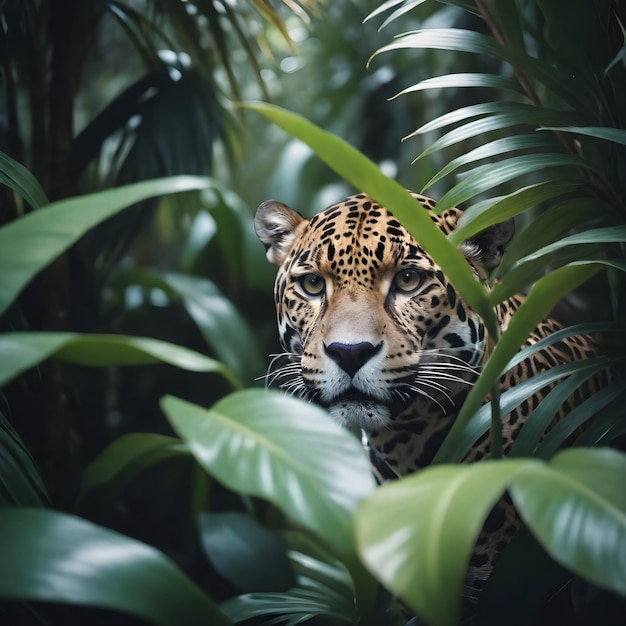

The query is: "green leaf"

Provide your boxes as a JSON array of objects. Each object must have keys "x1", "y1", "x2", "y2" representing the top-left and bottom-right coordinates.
[
  {"x1": 435, "y1": 263, "x2": 601, "y2": 463},
  {"x1": 393, "y1": 72, "x2": 522, "y2": 99},
  {"x1": 435, "y1": 154, "x2": 598, "y2": 213},
  {"x1": 0, "y1": 508, "x2": 230, "y2": 626},
  {"x1": 199, "y1": 512, "x2": 295, "y2": 592},
  {"x1": 535, "y1": 383, "x2": 626, "y2": 459},
  {"x1": 80, "y1": 432, "x2": 188, "y2": 499},
  {"x1": 356, "y1": 460, "x2": 531, "y2": 626},
  {"x1": 497, "y1": 199, "x2": 606, "y2": 276},
  {"x1": 370, "y1": 29, "x2": 593, "y2": 111},
  {"x1": 405, "y1": 102, "x2": 522, "y2": 139},
  {"x1": 512, "y1": 448, "x2": 626, "y2": 595},
  {"x1": 423, "y1": 135, "x2": 555, "y2": 195},
  {"x1": 161, "y1": 390, "x2": 375, "y2": 564},
  {"x1": 0, "y1": 409, "x2": 49, "y2": 506},
  {"x1": 414, "y1": 108, "x2": 582, "y2": 162},
  {"x1": 540, "y1": 126, "x2": 626, "y2": 146},
  {"x1": 435, "y1": 358, "x2": 609, "y2": 464},
  {"x1": 159, "y1": 272, "x2": 265, "y2": 385},
  {"x1": 511, "y1": 225, "x2": 626, "y2": 265},
  {"x1": 246, "y1": 102, "x2": 498, "y2": 336},
  {"x1": 0, "y1": 151, "x2": 49, "y2": 209},
  {"x1": 490, "y1": 244, "x2": 603, "y2": 304},
  {"x1": 0, "y1": 176, "x2": 213, "y2": 316},
  {"x1": 0, "y1": 332, "x2": 240, "y2": 389},
  {"x1": 451, "y1": 180, "x2": 587, "y2": 245},
  {"x1": 222, "y1": 533, "x2": 358, "y2": 625},
  {"x1": 507, "y1": 369, "x2": 602, "y2": 458}
]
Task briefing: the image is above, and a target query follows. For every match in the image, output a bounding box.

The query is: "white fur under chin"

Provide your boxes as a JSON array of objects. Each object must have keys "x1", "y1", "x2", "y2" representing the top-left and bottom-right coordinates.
[{"x1": 328, "y1": 401, "x2": 391, "y2": 431}]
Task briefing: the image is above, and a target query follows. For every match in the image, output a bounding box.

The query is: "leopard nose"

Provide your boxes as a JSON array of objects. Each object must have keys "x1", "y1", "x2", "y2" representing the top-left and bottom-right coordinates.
[{"x1": 324, "y1": 341, "x2": 382, "y2": 378}]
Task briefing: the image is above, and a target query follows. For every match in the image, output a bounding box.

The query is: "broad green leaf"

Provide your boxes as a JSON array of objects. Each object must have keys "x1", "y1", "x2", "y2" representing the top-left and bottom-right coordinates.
[
  {"x1": 512, "y1": 448, "x2": 626, "y2": 595},
  {"x1": 80, "y1": 432, "x2": 188, "y2": 498},
  {"x1": 423, "y1": 135, "x2": 554, "y2": 195},
  {"x1": 0, "y1": 151, "x2": 49, "y2": 209},
  {"x1": 435, "y1": 154, "x2": 598, "y2": 213},
  {"x1": 450, "y1": 180, "x2": 586, "y2": 244},
  {"x1": 435, "y1": 263, "x2": 601, "y2": 462},
  {"x1": 224, "y1": 531, "x2": 359, "y2": 626},
  {"x1": 0, "y1": 508, "x2": 230, "y2": 626},
  {"x1": 540, "y1": 126, "x2": 626, "y2": 146},
  {"x1": 0, "y1": 409, "x2": 49, "y2": 506},
  {"x1": 160, "y1": 272, "x2": 264, "y2": 385},
  {"x1": 0, "y1": 332, "x2": 240, "y2": 389},
  {"x1": 246, "y1": 102, "x2": 498, "y2": 336},
  {"x1": 356, "y1": 460, "x2": 531, "y2": 626},
  {"x1": 161, "y1": 390, "x2": 375, "y2": 564},
  {"x1": 393, "y1": 72, "x2": 522, "y2": 99},
  {"x1": 199, "y1": 512, "x2": 295, "y2": 592},
  {"x1": 0, "y1": 176, "x2": 213, "y2": 316}
]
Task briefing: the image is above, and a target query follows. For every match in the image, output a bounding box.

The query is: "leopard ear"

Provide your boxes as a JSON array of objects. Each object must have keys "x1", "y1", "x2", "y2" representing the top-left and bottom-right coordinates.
[
  {"x1": 460, "y1": 219, "x2": 515, "y2": 277},
  {"x1": 254, "y1": 200, "x2": 305, "y2": 266}
]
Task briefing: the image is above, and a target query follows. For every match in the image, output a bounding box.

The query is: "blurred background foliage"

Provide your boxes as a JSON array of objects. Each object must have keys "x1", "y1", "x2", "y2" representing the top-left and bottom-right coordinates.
[{"x1": 1, "y1": 0, "x2": 626, "y2": 625}]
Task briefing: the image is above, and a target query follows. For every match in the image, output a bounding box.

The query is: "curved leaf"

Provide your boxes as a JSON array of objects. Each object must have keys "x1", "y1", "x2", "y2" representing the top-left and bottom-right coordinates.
[
  {"x1": 0, "y1": 508, "x2": 230, "y2": 626},
  {"x1": 0, "y1": 150, "x2": 48, "y2": 209},
  {"x1": 405, "y1": 102, "x2": 525, "y2": 139},
  {"x1": 512, "y1": 448, "x2": 626, "y2": 595},
  {"x1": 0, "y1": 332, "x2": 240, "y2": 389},
  {"x1": 356, "y1": 460, "x2": 531, "y2": 626},
  {"x1": 435, "y1": 263, "x2": 601, "y2": 463},
  {"x1": 0, "y1": 176, "x2": 213, "y2": 316},
  {"x1": 510, "y1": 225, "x2": 626, "y2": 266},
  {"x1": 435, "y1": 358, "x2": 609, "y2": 464},
  {"x1": 199, "y1": 511, "x2": 295, "y2": 592},
  {"x1": 246, "y1": 102, "x2": 498, "y2": 336},
  {"x1": 450, "y1": 180, "x2": 586, "y2": 244},
  {"x1": 369, "y1": 29, "x2": 593, "y2": 110},
  {"x1": 0, "y1": 409, "x2": 49, "y2": 506},
  {"x1": 393, "y1": 72, "x2": 522, "y2": 99},
  {"x1": 424, "y1": 135, "x2": 555, "y2": 195},
  {"x1": 497, "y1": 199, "x2": 607, "y2": 276},
  {"x1": 415, "y1": 108, "x2": 582, "y2": 162},
  {"x1": 435, "y1": 154, "x2": 598, "y2": 213},
  {"x1": 540, "y1": 126, "x2": 626, "y2": 146},
  {"x1": 160, "y1": 390, "x2": 375, "y2": 564},
  {"x1": 535, "y1": 383, "x2": 626, "y2": 459},
  {"x1": 160, "y1": 272, "x2": 265, "y2": 385},
  {"x1": 80, "y1": 432, "x2": 188, "y2": 498}
]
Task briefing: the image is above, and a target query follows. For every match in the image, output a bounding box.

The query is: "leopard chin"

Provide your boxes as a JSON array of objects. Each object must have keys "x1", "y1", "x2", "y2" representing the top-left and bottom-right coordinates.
[{"x1": 328, "y1": 400, "x2": 391, "y2": 431}]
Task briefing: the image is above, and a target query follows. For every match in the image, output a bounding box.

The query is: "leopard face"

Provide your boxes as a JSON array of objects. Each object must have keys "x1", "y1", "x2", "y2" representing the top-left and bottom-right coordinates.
[{"x1": 255, "y1": 192, "x2": 514, "y2": 432}]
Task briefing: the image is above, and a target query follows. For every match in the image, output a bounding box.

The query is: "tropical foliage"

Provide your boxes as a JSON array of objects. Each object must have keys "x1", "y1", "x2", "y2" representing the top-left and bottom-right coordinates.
[{"x1": 1, "y1": 1, "x2": 626, "y2": 626}]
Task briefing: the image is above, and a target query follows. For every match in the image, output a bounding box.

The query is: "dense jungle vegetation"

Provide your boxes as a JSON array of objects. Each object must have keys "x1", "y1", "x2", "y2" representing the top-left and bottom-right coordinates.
[{"x1": 1, "y1": 1, "x2": 626, "y2": 625}]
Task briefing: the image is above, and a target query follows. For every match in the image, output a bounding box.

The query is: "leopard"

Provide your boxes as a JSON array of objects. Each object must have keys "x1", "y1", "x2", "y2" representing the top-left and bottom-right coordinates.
[{"x1": 254, "y1": 190, "x2": 610, "y2": 608}]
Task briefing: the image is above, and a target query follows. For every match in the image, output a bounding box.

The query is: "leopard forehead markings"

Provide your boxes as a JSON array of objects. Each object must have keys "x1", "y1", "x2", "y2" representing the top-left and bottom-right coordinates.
[{"x1": 254, "y1": 192, "x2": 499, "y2": 432}]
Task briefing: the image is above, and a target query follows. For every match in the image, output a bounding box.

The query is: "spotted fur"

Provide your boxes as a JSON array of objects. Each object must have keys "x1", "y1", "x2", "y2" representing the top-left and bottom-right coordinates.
[{"x1": 254, "y1": 191, "x2": 608, "y2": 600}]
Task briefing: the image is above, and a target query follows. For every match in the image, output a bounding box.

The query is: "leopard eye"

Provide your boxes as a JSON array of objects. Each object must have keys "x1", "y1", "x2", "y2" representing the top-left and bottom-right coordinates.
[
  {"x1": 297, "y1": 273, "x2": 325, "y2": 297},
  {"x1": 393, "y1": 268, "x2": 424, "y2": 294}
]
